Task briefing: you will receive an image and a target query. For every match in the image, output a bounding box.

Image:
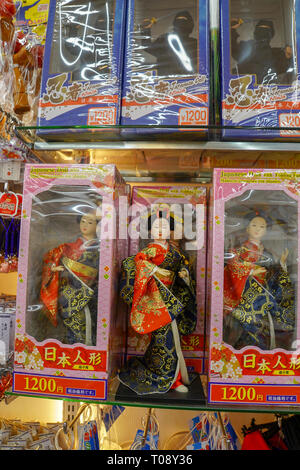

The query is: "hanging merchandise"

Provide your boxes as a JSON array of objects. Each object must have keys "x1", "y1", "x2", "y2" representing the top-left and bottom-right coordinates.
[
  {"x1": 36, "y1": 0, "x2": 127, "y2": 139},
  {"x1": 0, "y1": 417, "x2": 69, "y2": 450},
  {"x1": 54, "y1": 403, "x2": 124, "y2": 450},
  {"x1": 162, "y1": 412, "x2": 240, "y2": 450},
  {"x1": 0, "y1": 184, "x2": 21, "y2": 273},
  {"x1": 0, "y1": 0, "x2": 46, "y2": 123},
  {"x1": 220, "y1": 0, "x2": 300, "y2": 141},
  {"x1": 130, "y1": 409, "x2": 160, "y2": 450},
  {"x1": 116, "y1": 185, "x2": 207, "y2": 402},
  {"x1": 12, "y1": 164, "x2": 129, "y2": 401},
  {"x1": 121, "y1": 0, "x2": 210, "y2": 138},
  {"x1": 208, "y1": 168, "x2": 300, "y2": 406},
  {"x1": 241, "y1": 415, "x2": 300, "y2": 450}
]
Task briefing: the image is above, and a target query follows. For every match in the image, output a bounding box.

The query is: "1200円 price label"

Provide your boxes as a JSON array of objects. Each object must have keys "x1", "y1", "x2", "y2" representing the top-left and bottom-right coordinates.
[
  {"x1": 209, "y1": 383, "x2": 300, "y2": 405},
  {"x1": 13, "y1": 372, "x2": 107, "y2": 400}
]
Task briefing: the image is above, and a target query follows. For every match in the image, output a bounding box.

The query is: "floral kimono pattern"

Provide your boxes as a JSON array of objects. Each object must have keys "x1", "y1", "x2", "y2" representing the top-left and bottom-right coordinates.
[
  {"x1": 119, "y1": 242, "x2": 197, "y2": 395},
  {"x1": 223, "y1": 240, "x2": 295, "y2": 350},
  {"x1": 40, "y1": 237, "x2": 99, "y2": 345}
]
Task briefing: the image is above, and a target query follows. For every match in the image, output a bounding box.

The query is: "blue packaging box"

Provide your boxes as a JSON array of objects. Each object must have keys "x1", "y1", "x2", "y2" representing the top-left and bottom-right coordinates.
[
  {"x1": 37, "y1": 0, "x2": 127, "y2": 137},
  {"x1": 221, "y1": 0, "x2": 300, "y2": 141},
  {"x1": 120, "y1": 0, "x2": 210, "y2": 137}
]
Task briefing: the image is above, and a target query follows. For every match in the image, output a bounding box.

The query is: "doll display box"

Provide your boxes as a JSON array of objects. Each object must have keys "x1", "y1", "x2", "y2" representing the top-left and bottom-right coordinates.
[
  {"x1": 121, "y1": 0, "x2": 210, "y2": 138},
  {"x1": 208, "y1": 168, "x2": 300, "y2": 406},
  {"x1": 221, "y1": 0, "x2": 300, "y2": 141},
  {"x1": 13, "y1": 164, "x2": 128, "y2": 401},
  {"x1": 37, "y1": 0, "x2": 126, "y2": 138},
  {"x1": 118, "y1": 184, "x2": 207, "y2": 399}
]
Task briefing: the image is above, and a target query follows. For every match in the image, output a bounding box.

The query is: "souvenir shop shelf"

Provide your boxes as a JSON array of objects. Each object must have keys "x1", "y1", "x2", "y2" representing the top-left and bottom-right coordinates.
[
  {"x1": 6, "y1": 387, "x2": 300, "y2": 416},
  {"x1": 14, "y1": 124, "x2": 300, "y2": 153}
]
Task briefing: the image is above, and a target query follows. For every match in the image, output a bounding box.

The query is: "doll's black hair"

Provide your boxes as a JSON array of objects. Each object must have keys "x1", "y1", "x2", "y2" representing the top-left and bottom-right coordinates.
[
  {"x1": 244, "y1": 209, "x2": 272, "y2": 228},
  {"x1": 173, "y1": 10, "x2": 194, "y2": 29},
  {"x1": 255, "y1": 19, "x2": 275, "y2": 38},
  {"x1": 147, "y1": 210, "x2": 175, "y2": 232},
  {"x1": 76, "y1": 207, "x2": 99, "y2": 224}
]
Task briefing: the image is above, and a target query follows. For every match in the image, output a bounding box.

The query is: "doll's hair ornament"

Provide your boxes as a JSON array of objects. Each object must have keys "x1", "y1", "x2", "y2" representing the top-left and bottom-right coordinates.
[{"x1": 244, "y1": 209, "x2": 272, "y2": 228}]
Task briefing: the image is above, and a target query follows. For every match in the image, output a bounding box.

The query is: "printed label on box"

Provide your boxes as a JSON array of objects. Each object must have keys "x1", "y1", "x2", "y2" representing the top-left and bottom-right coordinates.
[
  {"x1": 13, "y1": 372, "x2": 107, "y2": 400},
  {"x1": 87, "y1": 107, "x2": 116, "y2": 126}
]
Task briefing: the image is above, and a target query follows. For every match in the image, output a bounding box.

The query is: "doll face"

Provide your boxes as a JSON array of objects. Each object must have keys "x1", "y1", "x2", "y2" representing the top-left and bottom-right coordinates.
[
  {"x1": 151, "y1": 217, "x2": 171, "y2": 241},
  {"x1": 247, "y1": 216, "x2": 267, "y2": 242},
  {"x1": 80, "y1": 213, "x2": 97, "y2": 240}
]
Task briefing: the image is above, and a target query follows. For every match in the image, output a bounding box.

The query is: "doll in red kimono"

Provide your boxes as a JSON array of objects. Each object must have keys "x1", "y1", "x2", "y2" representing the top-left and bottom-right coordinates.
[
  {"x1": 40, "y1": 208, "x2": 100, "y2": 346},
  {"x1": 223, "y1": 210, "x2": 295, "y2": 350},
  {"x1": 119, "y1": 209, "x2": 197, "y2": 395}
]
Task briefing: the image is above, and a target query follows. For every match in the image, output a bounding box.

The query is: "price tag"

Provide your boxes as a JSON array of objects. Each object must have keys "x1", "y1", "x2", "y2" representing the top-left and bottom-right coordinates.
[
  {"x1": 179, "y1": 107, "x2": 208, "y2": 126},
  {"x1": 279, "y1": 113, "x2": 300, "y2": 137},
  {"x1": 1, "y1": 161, "x2": 21, "y2": 181}
]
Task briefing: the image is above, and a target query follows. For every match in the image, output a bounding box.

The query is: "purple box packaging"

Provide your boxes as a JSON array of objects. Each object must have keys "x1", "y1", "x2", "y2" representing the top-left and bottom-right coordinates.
[
  {"x1": 13, "y1": 164, "x2": 128, "y2": 401},
  {"x1": 37, "y1": 0, "x2": 127, "y2": 137},
  {"x1": 221, "y1": 0, "x2": 300, "y2": 141},
  {"x1": 125, "y1": 184, "x2": 208, "y2": 375},
  {"x1": 121, "y1": 0, "x2": 210, "y2": 137}
]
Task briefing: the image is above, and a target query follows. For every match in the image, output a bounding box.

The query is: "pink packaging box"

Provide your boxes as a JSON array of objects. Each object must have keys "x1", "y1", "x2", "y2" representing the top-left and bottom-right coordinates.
[
  {"x1": 13, "y1": 164, "x2": 128, "y2": 401},
  {"x1": 208, "y1": 168, "x2": 300, "y2": 406},
  {"x1": 125, "y1": 184, "x2": 208, "y2": 375}
]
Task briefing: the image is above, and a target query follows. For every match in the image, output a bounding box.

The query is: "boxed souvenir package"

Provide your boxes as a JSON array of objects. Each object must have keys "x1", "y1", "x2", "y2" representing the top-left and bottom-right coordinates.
[
  {"x1": 208, "y1": 168, "x2": 300, "y2": 406},
  {"x1": 37, "y1": 0, "x2": 127, "y2": 137},
  {"x1": 121, "y1": 184, "x2": 208, "y2": 388},
  {"x1": 14, "y1": 0, "x2": 50, "y2": 45},
  {"x1": 121, "y1": 0, "x2": 210, "y2": 137},
  {"x1": 13, "y1": 164, "x2": 128, "y2": 401},
  {"x1": 221, "y1": 0, "x2": 300, "y2": 141}
]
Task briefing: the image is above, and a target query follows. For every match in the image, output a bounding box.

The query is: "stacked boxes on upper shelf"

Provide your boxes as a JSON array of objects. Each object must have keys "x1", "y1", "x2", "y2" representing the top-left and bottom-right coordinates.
[
  {"x1": 37, "y1": 0, "x2": 127, "y2": 137},
  {"x1": 121, "y1": 0, "x2": 210, "y2": 137},
  {"x1": 220, "y1": 0, "x2": 300, "y2": 141}
]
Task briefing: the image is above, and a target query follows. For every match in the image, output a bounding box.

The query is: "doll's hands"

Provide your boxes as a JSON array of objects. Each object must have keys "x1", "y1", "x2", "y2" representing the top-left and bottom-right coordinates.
[
  {"x1": 284, "y1": 46, "x2": 293, "y2": 59},
  {"x1": 280, "y1": 248, "x2": 289, "y2": 266},
  {"x1": 252, "y1": 266, "x2": 267, "y2": 276},
  {"x1": 141, "y1": 17, "x2": 157, "y2": 30},
  {"x1": 231, "y1": 18, "x2": 243, "y2": 29},
  {"x1": 51, "y1": 265, "x2": 64, "y2": 273},
  {"x1": 178, "y1": 269, "x2": 189, "y2": 280}
]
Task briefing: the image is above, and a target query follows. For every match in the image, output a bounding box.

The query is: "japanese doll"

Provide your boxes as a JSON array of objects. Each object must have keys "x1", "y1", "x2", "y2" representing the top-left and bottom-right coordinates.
[
  {"x1": 40, "y1": 209, "x2": 100, "y2": 346},
  {"x1": 223, "y1": 210, "x2": 295, "y2": 351},
  {"x1": 118, "y1": 209, "x2": 197, "y2": 395}
]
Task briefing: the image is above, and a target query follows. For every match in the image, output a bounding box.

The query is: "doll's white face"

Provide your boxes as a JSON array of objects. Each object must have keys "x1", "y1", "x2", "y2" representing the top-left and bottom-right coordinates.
[
  {"x1": 247, "y1": 216, "x2": 267, "y2": 242},
  {"x1": 151, "y1": 217, "x2": 171, "y2": 241},
  {"x1": 80, "y1": 213, "x2": 97, "y2": 240}
]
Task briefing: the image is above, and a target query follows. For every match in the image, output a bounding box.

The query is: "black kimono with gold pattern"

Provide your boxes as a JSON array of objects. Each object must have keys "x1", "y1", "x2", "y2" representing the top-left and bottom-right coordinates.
[{"x1": 118, "y1": 242, "x2": 197, "y2": 395}]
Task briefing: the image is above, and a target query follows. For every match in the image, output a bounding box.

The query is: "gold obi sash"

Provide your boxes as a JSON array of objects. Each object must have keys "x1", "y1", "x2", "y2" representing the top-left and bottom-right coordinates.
[
  {"x1": 155, "y1": 269, "x2": 175, "y2": 286},
  {"x1": 62, "y1": 256, "x2": 98, "y2": 286}
]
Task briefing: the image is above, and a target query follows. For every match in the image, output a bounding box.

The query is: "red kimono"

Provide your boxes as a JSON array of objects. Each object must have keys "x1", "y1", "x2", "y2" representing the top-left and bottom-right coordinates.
[
  {"x1": 40, "y1": 238, "x2": 98, "y2": 328},
  {"x1": 223, "y1": 240, "x2": 268, "y2": 313}
]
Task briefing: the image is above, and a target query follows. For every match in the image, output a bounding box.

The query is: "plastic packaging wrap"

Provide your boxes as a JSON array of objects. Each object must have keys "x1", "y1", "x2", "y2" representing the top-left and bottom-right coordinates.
[
  {"x1": 221, "y1": 0, "x2": 300, "y2": 141},
  {"x1": 0, "y1": 0, "x2": 47, "y2": 123},
  {"x1": 208, "y1": 168, "x2": 300, "y2": 406},
  {"x1": 121, "y1": 0, "x2": 210, "y2": 137},
  {"x1": 122, "y1": 185, "x2": 207, "y2": 381},
  {"x1": 13, "y1": 164, "x2": 128, "y2": 401},
  {"x1": 37, "y1": 0, "x2": 126, "y2": 137}
]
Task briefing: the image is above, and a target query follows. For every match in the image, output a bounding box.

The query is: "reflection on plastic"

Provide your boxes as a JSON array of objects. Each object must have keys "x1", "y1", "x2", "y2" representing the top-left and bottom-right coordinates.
[{"x1": 58, "y1": 0, "x2": 112, "y2": 81}]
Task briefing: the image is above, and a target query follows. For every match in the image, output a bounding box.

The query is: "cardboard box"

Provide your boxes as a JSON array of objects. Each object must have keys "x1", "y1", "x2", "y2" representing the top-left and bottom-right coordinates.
[
  {"x1": 121, "y1": 0, "x2": 210, "y2": 138},
  {"x1": 37, "y1": 0, "x2": 126, "y2": 137},
  {"x1": 221, "y1": 0, "x2": 300, "y2": 140},
  {"x1": 13, "y1": 164, "x2": 128, "y2": 400}
]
